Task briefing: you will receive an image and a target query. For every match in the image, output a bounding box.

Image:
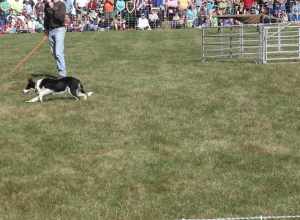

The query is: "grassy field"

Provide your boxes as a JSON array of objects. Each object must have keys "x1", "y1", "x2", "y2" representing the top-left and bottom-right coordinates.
[{"x1": 0, "y1": 30, "x2": 300, "y2": 220}]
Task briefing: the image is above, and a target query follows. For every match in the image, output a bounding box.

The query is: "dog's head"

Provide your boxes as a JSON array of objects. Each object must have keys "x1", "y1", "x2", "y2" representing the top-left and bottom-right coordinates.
[{"x1": 23, "y1": 78, "x2": 36, "y2": 94}]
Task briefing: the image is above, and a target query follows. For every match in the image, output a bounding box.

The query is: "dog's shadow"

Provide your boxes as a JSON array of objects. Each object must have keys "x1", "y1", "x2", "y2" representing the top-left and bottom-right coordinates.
[
  {"x1": 24, "y1": 92, "x2": 77, "y2": 102},
  {"x1": 44, "y1": 96, "x2": 78, "y2": 102}
]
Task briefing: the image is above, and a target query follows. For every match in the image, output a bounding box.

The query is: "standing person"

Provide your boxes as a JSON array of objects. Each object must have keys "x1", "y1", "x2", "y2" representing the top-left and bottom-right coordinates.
[
  {"x1": 44, "y1": 0, "x2": 67, "y2": 77},
  {"x1": 291, "y1": 0, "x2": 300, "y2": 21}
]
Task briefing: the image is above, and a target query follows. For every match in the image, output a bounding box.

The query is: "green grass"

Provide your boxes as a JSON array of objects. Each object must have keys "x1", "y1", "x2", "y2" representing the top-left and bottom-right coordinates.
[{"x1": 0, "y1": 30, "x2": 300, "y2": 220}]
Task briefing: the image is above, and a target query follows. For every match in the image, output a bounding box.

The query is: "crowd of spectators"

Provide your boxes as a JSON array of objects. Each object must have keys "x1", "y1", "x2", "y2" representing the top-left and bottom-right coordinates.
[{"x1": 1, "y1": 0, "x2": 300, "y2": 33}]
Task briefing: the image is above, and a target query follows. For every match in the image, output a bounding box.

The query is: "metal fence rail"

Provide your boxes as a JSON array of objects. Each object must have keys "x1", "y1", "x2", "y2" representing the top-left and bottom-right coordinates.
[
  {"x1": 262, "y1": 25, "x2": 300, "y2": 63},
  {"x1": 201, "y1": 23, "x2": 300, "y2": 64},
  {"x1": 181, "y1": 215, "x2": 300, "y2": 220},
  {"x1": 201, "y1": 24, "x2": 261, "y2": 62}
]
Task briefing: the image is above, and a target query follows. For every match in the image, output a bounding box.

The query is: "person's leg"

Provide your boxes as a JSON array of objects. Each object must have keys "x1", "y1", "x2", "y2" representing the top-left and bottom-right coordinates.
[
  {"x1": 48, "y1": 30, "x2": 56, "y2": 59},
  {"x1": 54, "y1": 27, "x2": 67, "y2": 77}
]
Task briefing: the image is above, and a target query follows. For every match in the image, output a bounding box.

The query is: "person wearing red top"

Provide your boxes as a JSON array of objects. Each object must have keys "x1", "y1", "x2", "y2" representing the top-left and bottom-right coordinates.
[
  {"x1": 88, "y1": 0, "x2": 97, "y2": 10},
  {"x1": 243, "y1": 0, "x2": 254, "y2": 11},
  {"x1": 104, "y1": 0, "x2": 114, "y2": 12},
  {"x1": 104, "y1": 0, "x2": 114, "y2": 19}
]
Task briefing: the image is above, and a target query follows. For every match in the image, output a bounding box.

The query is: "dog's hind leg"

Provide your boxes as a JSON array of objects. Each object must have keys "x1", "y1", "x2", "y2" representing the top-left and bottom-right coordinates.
[{"x1": 68, "y1": 87, "x2": 80, "y2": 101}]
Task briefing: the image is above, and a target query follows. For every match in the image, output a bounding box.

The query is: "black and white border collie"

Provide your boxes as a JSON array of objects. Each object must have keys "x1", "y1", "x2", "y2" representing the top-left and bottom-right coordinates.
[{"x1": 23, "y1": 76, "x2": 93, "y2": 103}]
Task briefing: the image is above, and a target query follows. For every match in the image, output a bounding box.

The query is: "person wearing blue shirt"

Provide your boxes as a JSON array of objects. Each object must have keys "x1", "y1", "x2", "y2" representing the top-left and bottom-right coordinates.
[
  {"x1": 186, "y1": 5, "x2": 198, "y2": 27},
  {"x1": 292, "y1": 0, "x2": 300, "y2": 21},
  {"x1": 64, "y1": 0, "x2": 75, "y2": 15},
  {"x1": 116, "y1": 0, "x2": 126, "y2": 15},
  {"x1": 207, "y1": 0, "x2": 215, "y2": 14}
]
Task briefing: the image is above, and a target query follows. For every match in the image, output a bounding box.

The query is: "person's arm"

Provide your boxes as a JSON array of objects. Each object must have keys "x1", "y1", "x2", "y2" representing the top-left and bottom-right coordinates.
[{"x1": 44, "y1": 3, "x2": 51, "y2": 32}]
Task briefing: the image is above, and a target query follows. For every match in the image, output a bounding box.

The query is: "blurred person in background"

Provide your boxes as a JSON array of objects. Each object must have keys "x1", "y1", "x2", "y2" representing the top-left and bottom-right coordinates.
[
  {"x1": 116, "y1": 0, "x2": 125, "y2": 15},
  {"x1": 34, "y1": 0, "x2": 45, "y2": 20},
  {"x1": 186, "y1": 4, "x2": 197, "y2": 27},
  {"x1": 9, "y1": 0, "x2": 23, "y2": 14},
  {"x1": 113, "y1": 13, "x2": 126, "y2": 30},
  {"x1": 244, "y1": 0, "x2": 255, "y2": 12},
  {"x1": 103, "y1": 0, "x2": 114, "y2": 19},
  {"x1": 291, "y1": 0, "x2": 300, "y2": 21},
  {"x1": 23, "y1": 0, "x2": 34, "y2": 16},
  {"x1": 125, "y1": 0, "x2": 136, "y2": 28},
  {"x1": 87, "y1": 0, "x2": 97, "y2": 11},
  {"x1": 137, "y1": 12, "x2": 151, "y2": 29},
  {"x1": 65, "y1": 0, "x2": 76, "y2": 16},
  {"x1": 76, "y1": 0, "x2": 88, "y2": 14},
  {"x1": 0, "y1": 0, "x2": 11, "y2": 31},
  {"x1": 148, "y1": 9, "x2": 160, "y2": 28}
]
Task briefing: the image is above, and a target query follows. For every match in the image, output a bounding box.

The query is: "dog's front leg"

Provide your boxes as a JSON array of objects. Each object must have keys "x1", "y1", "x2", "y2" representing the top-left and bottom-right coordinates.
[
  {"x1": 39, "y1": 93, "x2": 45, "y2": 103},
  {"x1": 25, "y1": 96, "x2": 40, "y2": 103},
  {"x1": 39, "y1": 89, "x2": 53, "y2": 103}
]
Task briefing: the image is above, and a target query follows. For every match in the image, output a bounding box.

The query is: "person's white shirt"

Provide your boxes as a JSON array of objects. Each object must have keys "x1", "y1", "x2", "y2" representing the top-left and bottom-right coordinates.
[
  {"x1": 149, "y1": 12, "x2": 159, "y2": 22},
  {"x1": 137, "y1": 15, "x2": 151, "y2": 30},
  {"x1": 17, "y1": 15, "x2": 26, "y2": 23},
  {"x1": 77, "y1": 0, "x2": 88, "y2": 8}
]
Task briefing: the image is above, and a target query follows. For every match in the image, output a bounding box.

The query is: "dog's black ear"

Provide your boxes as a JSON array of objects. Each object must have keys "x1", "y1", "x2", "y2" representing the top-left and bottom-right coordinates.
[{"x1": 27, "y1": 78, "x2": 35, "y2": 87}]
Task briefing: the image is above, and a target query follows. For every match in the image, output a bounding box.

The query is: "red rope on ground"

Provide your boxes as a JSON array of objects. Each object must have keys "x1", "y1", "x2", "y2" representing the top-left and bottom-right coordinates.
[{"x1": 12, "y1": 35, "x2": 47, "y2": 73}]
